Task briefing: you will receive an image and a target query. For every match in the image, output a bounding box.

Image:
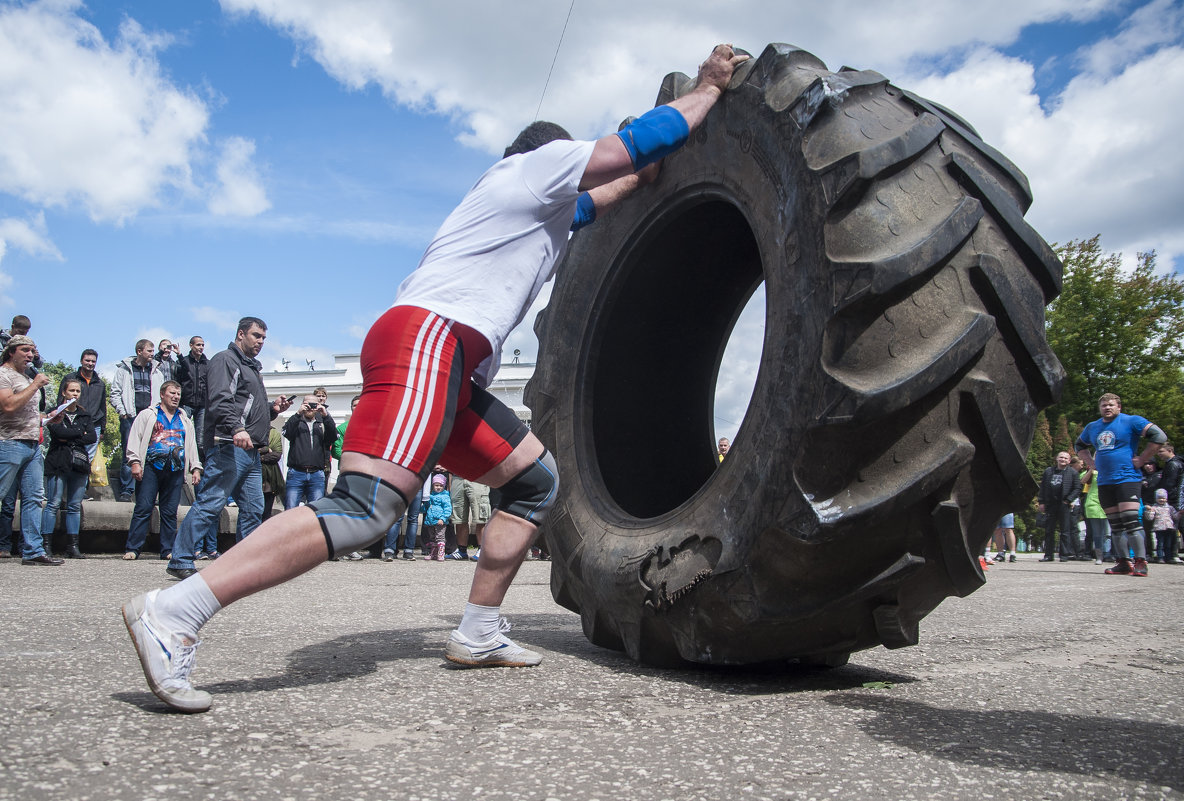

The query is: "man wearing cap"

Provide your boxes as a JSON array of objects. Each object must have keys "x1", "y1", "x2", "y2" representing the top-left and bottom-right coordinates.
[{"x1": 0, "y1": 335, "x2": 61, "y2": 565}]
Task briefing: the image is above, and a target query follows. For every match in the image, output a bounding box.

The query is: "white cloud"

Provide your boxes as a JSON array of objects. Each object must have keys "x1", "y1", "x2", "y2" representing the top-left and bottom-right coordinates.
[
  {"x1": 1075, "y1": 0, "x2": 1184, "y2": 76},
  {"x1": 0, "y1": 211, "x2": 60, "y2": 307},
  {"x1": 904, "y1": 19, "x2": 1184, "y2": 269},
  {"x1": 0, "y1": 0, "x2": 210, "y2": 222},
  {"x1": 0, "y1": 211, "x2": 62, "y2": 260},
  {"x1": 191, "y1": 305, "x2": 241, "y2": 332},
  {"x1": 207, "y1": 136, "x2": 271, "y2": 216},
  {"x1": 219, "y1": 0, "x2": 1117, "y2": 154},
  {"x1": 135, "y1": 326, "x2": 177, "y2": 352}
]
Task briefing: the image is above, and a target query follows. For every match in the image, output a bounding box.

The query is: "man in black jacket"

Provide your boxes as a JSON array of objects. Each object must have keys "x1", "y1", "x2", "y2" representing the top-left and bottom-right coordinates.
[
  {"x1": 58, "y1": 349, "x2": 106, "y2": 461},
  {"x1": 175, "y1": 336, "x2": 209, "y2": 459},
  {"x1": 282, "y1": 394, "x2": 337, "y2": 509},
  {"x1": 164, "y1": 318, "x2": 292, "y2": 580},
  {"x1": 1038, "y1": 451, "x2": 1084, "y2": 562}
]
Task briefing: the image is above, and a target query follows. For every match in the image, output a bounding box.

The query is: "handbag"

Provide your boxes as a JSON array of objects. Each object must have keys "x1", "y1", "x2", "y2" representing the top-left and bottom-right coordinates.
[{"x1": 70, "y1": 446, "x2": 92, "y2": 474}]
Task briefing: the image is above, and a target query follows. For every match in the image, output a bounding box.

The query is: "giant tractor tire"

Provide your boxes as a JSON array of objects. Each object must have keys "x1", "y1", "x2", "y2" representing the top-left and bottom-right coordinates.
[{"x1": 525, "y1": 43, "x2": 1065, "y2": 667}]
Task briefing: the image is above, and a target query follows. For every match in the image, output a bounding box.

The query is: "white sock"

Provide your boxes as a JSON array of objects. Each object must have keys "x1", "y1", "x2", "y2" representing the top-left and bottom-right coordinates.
[
  {"x1": 153, "y1": 573, "x2": 223, "y2": 638},
  {"x1": 458, "y1": 602, "x2": 501, "y2": 642}
]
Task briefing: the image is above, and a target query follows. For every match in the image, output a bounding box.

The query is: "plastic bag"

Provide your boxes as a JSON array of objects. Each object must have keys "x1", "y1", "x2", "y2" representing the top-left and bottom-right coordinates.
[{"x1": 90, "y1": 446, "x2": 109, "y2": 488}]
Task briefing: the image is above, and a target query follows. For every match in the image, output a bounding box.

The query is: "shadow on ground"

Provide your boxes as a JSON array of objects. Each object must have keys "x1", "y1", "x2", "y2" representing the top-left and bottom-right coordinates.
[
  {"x1": 114, "y1": 611, "x2": 915, "y2": 710},
  {"x1": 826, "y1": 694, "x2": 1184, "y2": 790}
]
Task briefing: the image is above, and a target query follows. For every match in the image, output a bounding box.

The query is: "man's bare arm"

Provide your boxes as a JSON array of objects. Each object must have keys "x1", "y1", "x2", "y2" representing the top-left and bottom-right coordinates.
[
  {"x1": 579, "y1": 44, "x2": 748, "y2": 191},
  {"x1": 582, "y1": 162, "x2": 661, "y2": 219},
  {"x1": 0, "y1": 374, "x2": 49, "y2": 413}
]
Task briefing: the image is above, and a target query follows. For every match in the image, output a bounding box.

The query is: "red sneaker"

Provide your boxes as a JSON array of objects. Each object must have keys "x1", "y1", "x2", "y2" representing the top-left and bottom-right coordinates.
[
  {"x1": 1105, "y1": 559, "x2": 1133, "y2": 575},
  {"x1": 1131, "y1": 558, "x2": 1148, "y2": 577}
]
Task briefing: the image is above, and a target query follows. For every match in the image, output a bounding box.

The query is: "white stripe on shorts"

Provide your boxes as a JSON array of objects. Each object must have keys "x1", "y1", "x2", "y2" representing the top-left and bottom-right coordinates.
[{"x1": 382, "y1": 312, "x2": 451, "y2": 463}]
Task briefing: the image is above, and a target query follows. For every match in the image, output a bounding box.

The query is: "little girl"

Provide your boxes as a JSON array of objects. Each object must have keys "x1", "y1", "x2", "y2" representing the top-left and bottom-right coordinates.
[
  {"x1": 1141, "y1": 488, "x2": 1176, "y2": 577},
  {"x1": 422, "y1": 474, "x2": 453, "y2": 561}
]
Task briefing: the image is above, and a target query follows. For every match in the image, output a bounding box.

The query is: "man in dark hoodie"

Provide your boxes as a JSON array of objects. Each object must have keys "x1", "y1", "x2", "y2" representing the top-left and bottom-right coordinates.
[
  {"x1": 1037, "y1": 451, "x2": 1083, "y2": 562},
  {"x1": 163, "y1": 318, "x2": 292, "y2": 580}
]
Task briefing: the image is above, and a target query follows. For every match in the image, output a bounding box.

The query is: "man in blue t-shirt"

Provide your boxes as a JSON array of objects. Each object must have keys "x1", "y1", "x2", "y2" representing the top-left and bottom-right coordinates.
[{"x1": 1075, "y1": 393, "x2": 1167, "y2": 577}]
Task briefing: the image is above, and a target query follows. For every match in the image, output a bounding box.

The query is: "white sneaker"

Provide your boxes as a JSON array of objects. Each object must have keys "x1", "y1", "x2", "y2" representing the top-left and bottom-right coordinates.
[
  {"x1": 122, "y1": 591, "x2": 212, "y2": 713},
  {"x1": 444, "y1": 629, "x2": 542, "y2": 668}
]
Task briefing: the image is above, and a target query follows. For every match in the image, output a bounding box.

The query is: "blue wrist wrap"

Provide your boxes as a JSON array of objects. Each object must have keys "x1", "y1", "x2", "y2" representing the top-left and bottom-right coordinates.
[
  {"x1": 571, "y1": 192, "x2": 596, "y2": 231},
  {"x1": 615, "y1": 105, "x2": 690, "y2": 170}
]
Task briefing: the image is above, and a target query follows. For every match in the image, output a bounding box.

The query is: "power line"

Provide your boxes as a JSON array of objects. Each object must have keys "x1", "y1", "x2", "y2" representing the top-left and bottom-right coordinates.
[{"x1": 534, "y1": 0, "x2": 576, "y2": 121}]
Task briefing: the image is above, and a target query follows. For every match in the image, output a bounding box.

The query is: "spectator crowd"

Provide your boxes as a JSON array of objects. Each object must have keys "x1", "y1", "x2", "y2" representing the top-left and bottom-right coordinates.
[
  {"x1": 0, "y1": 314, "x2": 548, "y2": 569},
  {"x1": 3, "y1": 313, "x2": 1176, "y2": 576}
]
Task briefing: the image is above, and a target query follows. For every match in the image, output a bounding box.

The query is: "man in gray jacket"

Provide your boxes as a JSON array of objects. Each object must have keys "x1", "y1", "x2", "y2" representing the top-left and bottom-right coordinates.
[
  {"x1": 164, "y1": 318, "x2": 292, "y2": 580},
  {"x1": 110, "y1": 340, "x2": 164, "y2": 501}
]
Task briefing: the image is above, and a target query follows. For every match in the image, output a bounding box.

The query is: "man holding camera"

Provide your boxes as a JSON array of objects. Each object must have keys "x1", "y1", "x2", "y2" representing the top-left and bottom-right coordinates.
[
  {"x1": 163, "y1": 318, "x2": 292, "y2": 580},
  {"x1": 282, "y1": 394, "x2": 337, "y2": 509}
]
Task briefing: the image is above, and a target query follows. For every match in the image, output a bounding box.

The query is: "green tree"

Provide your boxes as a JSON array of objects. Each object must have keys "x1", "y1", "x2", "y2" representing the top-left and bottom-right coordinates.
[
  {"x1": 1018, "y1": 411, "x2": 1054, "y2": 547},
  {"x1": 1045, "y1": 236, "x2": 1184, "y2": 441},
  {"x1": 1052, "y1": 414, "x2": 1076, "y2": 457},
  {"x1": 1027, "y1": 411, "x2": 1053, "y2": 479},
  {"x1": 39, "y1": 360, "x2": 72, "y2": 405}
]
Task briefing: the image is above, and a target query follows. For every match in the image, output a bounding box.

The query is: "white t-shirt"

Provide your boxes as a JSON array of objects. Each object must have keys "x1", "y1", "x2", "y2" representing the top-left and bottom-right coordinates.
[{"x1": 393, "y1": 139, "x2": 596, "y2": 386}]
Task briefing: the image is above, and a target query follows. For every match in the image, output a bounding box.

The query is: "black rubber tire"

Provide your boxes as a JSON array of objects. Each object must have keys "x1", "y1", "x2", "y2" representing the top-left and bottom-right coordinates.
[{"x1": 526, "y1": 43, "x2": 1065, "y2": 667}]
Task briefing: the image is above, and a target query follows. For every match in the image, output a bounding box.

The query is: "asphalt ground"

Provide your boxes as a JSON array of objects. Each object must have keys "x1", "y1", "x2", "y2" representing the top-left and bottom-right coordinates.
[{"x1": 1, "y1": 552, "x2": 1181, "y2": 801}]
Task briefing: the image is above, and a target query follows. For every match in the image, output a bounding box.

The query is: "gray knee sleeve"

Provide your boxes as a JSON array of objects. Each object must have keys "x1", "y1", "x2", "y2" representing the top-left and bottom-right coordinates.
[
  {"x1": 492, "y1": 450, "x2": 559, "y2": 526},
  {"x1": 308, "y1": 472, "x2": 406, "y2": 559},
  {"x1": 1117, "y1": 509, "x2": 1142, "y2": 534}
]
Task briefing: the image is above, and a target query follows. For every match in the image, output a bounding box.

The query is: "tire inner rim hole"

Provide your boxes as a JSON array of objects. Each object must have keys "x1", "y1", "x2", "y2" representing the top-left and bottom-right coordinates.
[{"x1": 589, "y1": 199, "x2": 763, "y2": 519}]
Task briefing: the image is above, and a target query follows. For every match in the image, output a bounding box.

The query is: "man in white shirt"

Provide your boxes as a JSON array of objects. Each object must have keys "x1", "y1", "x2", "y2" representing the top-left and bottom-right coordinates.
[{"x1": 123, "y1": 45, "x2": 749, "y2": 713}]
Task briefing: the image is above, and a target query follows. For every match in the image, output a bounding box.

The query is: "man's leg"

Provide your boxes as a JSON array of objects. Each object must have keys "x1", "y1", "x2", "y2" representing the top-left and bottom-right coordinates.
[
  {"x1": 231, "y1": 449, "x2": 264, "y2": 541},
  {"x1": 1042, "y1": 514, "x2": 1057, "y2": 560},
  {"x1": 118, "y1": 417, "x2": 135, "y2": 499},
  {"x1": 124, "y1": 306, "x2": 470, "y2": 710},
  {"x1": 403, "y1": 492, "x2": 422, "y2": 557},
  {"x1": 193, "y1": 452, "x2": 421, "y2": 605},
  {"x1": 1057, "y1": 506, "x2": 1074, "y2": 560},
  {"x1": 18, "y1": 447, "x2": 48, "y2": 561},
  {"x1": 284, "y1": 469, "x2": 305, "y2": 511},
  {"x1": 465, "y1": 434, "x2": 546, "y2": 606},
  {"x1": 0, "y1": 472, "x2": 18, "y2": 554},
  {"x1": 169, "y1": 443, "x2": 237, "y2": 571},
  {"x1": 125, "y1": 465, "x2": 158, "y2": 557},
  {"x1": 158, "y1": 468, "x2": 184, "y2": 558},
  {"x1": 41, "y1": 473, "x2": 63, "y2": 552}
]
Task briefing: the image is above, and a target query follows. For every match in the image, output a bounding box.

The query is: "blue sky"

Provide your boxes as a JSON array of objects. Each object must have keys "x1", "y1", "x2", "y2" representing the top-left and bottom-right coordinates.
[{"x1": 1, "y1": 0, "x2": 1182, "y2": 437}]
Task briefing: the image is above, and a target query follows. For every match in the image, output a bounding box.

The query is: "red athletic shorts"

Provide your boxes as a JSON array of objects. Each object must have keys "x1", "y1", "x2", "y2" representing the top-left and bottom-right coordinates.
[{"x1": 342, "y1": 305, "x2": 529, "y2": 479}]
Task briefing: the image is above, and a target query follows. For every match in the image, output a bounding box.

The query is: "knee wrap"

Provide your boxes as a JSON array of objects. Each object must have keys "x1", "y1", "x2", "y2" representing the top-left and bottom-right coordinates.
[
  {"x1": 492, "y1": 450, "x2": 559, "y2": 526},
  {"x1": 1116, "y1": 509, "x2": 1142, "y2": 534},
  {"x1": 308, "y1": 472, "x2": 407, "y2": 558}
]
